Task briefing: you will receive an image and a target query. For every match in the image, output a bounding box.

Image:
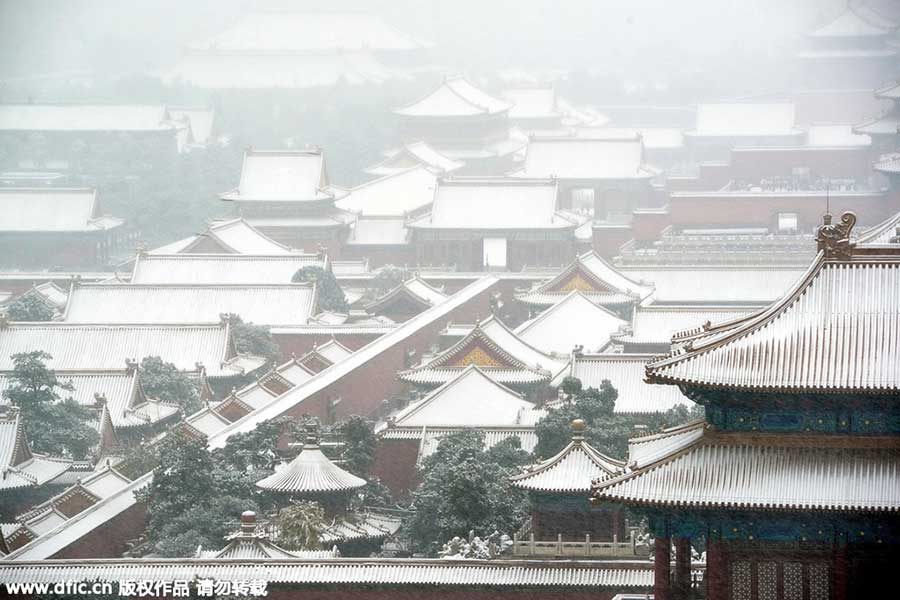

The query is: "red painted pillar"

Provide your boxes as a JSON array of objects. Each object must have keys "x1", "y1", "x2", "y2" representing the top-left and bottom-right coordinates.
[
  {"x1": 654, "y1": 535, "x2": 672, "y2": 600},
  {"x1": 834, "y1": 542, "x2": 848, "y2": 600},
  {"x1": 706, "y1": 539, "x2": 727, "y2": 600},
  {"x1": 674, "y1": 536, "x2": 691, "y2": 600}
]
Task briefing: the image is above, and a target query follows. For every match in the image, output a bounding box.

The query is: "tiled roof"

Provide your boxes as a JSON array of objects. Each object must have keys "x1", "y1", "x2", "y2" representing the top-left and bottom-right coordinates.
[
  {"x1": 569, "y1": 354, "x2": 693, "y2": 414},
  {"x1": 149, "y1": 218, "x2": 298, "y2": 255},
  {"x1": 365, "y1": 276, "x2": 446, "y2": 313},
  {"x1": 339, "y1": 167, "x2": 438, "y2": 216},
  {"x1": 390, "y1": 366, "x2": 535, "y2": 429},
  {"x1": 0, "y1": 409, "x2": 72, "y2": 492},
  {"x1": 875, "y1": 80, "x2": 900, "y2": 100},
  {"x1": 853, "y1": 114, "x2": 900, "y2": 136},
  {"x1": 30, "y1": 282, "x2": 68, "y2": 310},
  {"x1": 62, "y1": 284, "x2": 316, "y2": 327},
  {"x1": 619, "y1": 265, "x2": 804, "y2": 304},
  {"x1": 0, "y1": 188, "x2": 123, "y2": 233},
  {"x1": 364, "y1": 144, "x2": 463, "y2": 177},
  {"x1": 594, "y1": 428, "x2": 900, "y2": 512},
  {"x1": 407, "y1": 178, "x2": 573, "y2": 231},
  {"x1": 399, "y1": 315, "x2": 566, "y2": 386},
  {"x1": 131, "y1": 254, "x2": 323, "y2": 285},
  {"x1": 873, "y1": 153, "x2": 900, "y2": 175},
  {"x1": 689, "y1": 103, "x2": 800, "y2": 138},
  {"x1": 612, "y1": 305, "x2": 756, "y2": 348},
  {"x1": 255, "y1": 438, "x2": 366, "y2": 494},
  {"x1": 0, "y1": 558, "x2": 673, "y2": 588},
  {"x1": 511, "y1": 423, "x2": 623, "y2": 493},
  {"x1": 395, "y1": 76, "x2": 512, "y2": 117},
  {"x1": 189, "y1": 12, "x2": 431, "y2": 53},
  {"x1": 320, "y1": 511, "x2": 402, "y2": 544},
  {"x1": 0, "y1": 322, "x2": 248, "y2": 378},
  {"x1": 220, "y1": 150, "x2": 344, "y2": 203},
  {"x1": 208, "y1": 512, "x2": 317, "y2": 559},
  {"x1": 313, "y1": 340, "x2": 354, "y2": 364},
  {"x1": 511, "y1": 137, "x2": 657, "y2": 180},
  {"x1": 517, "y1": 250, "x2": 653, "y2": 308},
  {"x1": 381, "y1": 426, "x2": 540, "y2": 465},
  {"x1": 856, "y1": 207, "x2": 900, "y2": 244},
  {"x1": 647, "y1": 234, "x2": 900, "y2": 392},
  {"x1": 515, "y1": 291, "x2": 626, "y2": 355}
]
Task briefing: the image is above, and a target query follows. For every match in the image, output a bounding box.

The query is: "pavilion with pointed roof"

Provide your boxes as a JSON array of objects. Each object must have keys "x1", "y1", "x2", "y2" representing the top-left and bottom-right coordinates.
[
  {"x1": 398, "y1": 314, "x2": 567, "y2": 393},
  {"x1": 516, "y1": 250, "x2": 653, "y2": 317},
  {"x1": 511, "y1": 420, "x2": 627, "y2": 549},
  {"x1": 393, "y1": 75, "x2": 525, "y2": 174},
  {"x1": 592, "y1": 212, "x2": 900, "y2": 600},
  {"x1": 364, "y1": 275, "x2": 447, "y2": 322}
]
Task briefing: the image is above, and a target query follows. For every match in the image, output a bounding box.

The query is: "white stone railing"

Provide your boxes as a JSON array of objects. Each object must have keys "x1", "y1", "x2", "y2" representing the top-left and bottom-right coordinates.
[{"x1": 511, "y1": 531, "x2": 645, "y2": 558}]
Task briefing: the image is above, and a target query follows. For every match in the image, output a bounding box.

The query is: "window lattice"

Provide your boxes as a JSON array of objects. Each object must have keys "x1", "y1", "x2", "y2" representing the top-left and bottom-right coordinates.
[
  {"x1": 758, "y1": 562, "x2": 777, "y2": 600},
  {"x1": 730, "y1": 561, "x2": 752, "y2": 600},
  {"x1": 784, "y1": 562, "x2": 803, "y2": 599},
  {"x1": 809, "y1": 563, "x2": 830, "y2": 600}
]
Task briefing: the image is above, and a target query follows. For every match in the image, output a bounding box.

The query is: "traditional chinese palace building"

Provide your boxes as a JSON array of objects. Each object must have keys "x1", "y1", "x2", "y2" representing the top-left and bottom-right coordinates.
[{"x1": 592, "y1": 212, "x2": 900, "y2": 600}]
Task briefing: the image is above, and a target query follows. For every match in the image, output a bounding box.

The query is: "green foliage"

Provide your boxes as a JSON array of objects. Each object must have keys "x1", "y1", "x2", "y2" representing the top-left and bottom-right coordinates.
[
  {"x1": 560, "y1": 375, "x2": 583, "y2": 397},
  {"x1": 228, "y1": 315, "x2": 280, "y2": 360},
  {"x1": 293, "y1": 266, "x2": 349, "y2": 313},
  {"x1": 142, "y1": 430, "x2": 261, "y2": 557},
  {"x1": 2, "y1": 351, "x2": 99, "y2": 460},
  {"x1": 366, "y1": 265, "x2": 412, "y2": 300},
  {"x1": 139, "y1": 356, "x2": 200, "y2": 414},
  {"x1": 337, "y1": 416, "x2": 377, "y2": 478},
  {"x1": 406, "y1": 429, "x2": 530, "y2": 555},
  {"x1": 6, "y1": 294, "x2": 55, "y2": 321},
  {"x1": 211, "y1": 416, "x2": 303, "y2": 474},
  {"x1": 275, "y1": 500, "x2": 326, "y2": 551}
]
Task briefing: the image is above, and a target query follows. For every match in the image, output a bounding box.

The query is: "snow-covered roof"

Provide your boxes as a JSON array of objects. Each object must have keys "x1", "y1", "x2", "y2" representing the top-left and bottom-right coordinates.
[
  {"x1": 0, "y1": 189, "x2": 123, "y2": 233},
  {"x1": 576, "y1": 127, "x2": 684, "y2": 149},
  {"x1": 875, "y1": 80, "x2": 900, "y2": 100},
  {"x1": 365, "y1": 143, "x2": 464, "y2": 177},
  {"x1": 390, "y1": 365, "x2": 535, "y2": 428},
  {"x1": 169, "y1": 51, "x2": 399, "y2": 90},
  {"x1": 189, "y1": 12, "x2": 431, "y2": 53},
  {"x1": 806, "y1": 123, "x2": 872, "y2": 147},
  {"x1": 511, "y1": 421, "x2": 623, "y2": 493},
  {"x1": 808, "y1": 6, "x2": 894, "y2": 38},
  {"x1": 690, "y1": 103, "x2": 800, "y2": 138},
  {"x1": 221, "y1": 150, "x2": 343, "y2": 203},
  {"x1": 256, "y1": 437, "x2": 366, "y2": 494},
  {"x1": 569, "y1": 354, "x2": 693, "y2": 414},
  {"x1": 511, "y1": 137, "x2": 655, "y2": 180},
  {"x1": 365, "y1": 276, "x2": 447, "y2": 313},
  {"x1": 407, "y1": 178, "x2": 572, "y2": 230},
  {"x1": 619, "y1": 265, "x2": 804, "y2": 304},
  {"x1": 856, "y1": 207, "x2": 900, "y2": 244},
  {"x1": 613, "y1": 305, "x2": 757, "y2": 348},
  {"x1": 853, "y1": 114, "x2": 900, "y2": 136},
  {"x1": 395, "y1": 76, "x2": 512, "y2": 118},
  {"x1": 346, "y1": 217, "x2": 410, "y2": 246},
  {"x1": 0, "y1": 408, "x2": 72, "y2": 492},
  {"x1": 62, "y1": 283, "x2": 316, "y2": 327},
  {"x1": 515, "y1": 291, "x2": 626, "y2": 355},
  {"x1": 0, "y1": 322, "x2": 250, "y2": 378},
  {"x1": 501, "y1": 87, "x2": 562, "y2": 121},
  {"x1": 149, "y1": 218, "x2": 299, "y2": 255},
  {"x1": 131, "y1": 254, "x2": 323, "y2": 284},
  {"x1": 0, "y1": 105, "x2": 176, "y2": 132},
  {"x1": 342, "y1": 167, "x2": 438, "y2": 216}
]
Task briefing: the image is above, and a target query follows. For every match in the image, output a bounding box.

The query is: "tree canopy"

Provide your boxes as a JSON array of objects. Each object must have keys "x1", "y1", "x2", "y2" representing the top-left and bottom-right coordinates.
[
  {"x1": 405, "y1": 430, "x2": 530, "y2": 555},
  {"x1": 5, "y1": 294, "x2": 55, "y2": 321},
  {"x1": 292, "y1": 266, "x2": 349, "y2": 313},
  {"x1": 227, "y1": 315, "x2": 280, "y2": 361},
  {"x1": 2, "y1": 351, "x2": 99, "y2": 460},
  {"x1": 139, "y1": 356, "x2": 201, "y2": 414}
]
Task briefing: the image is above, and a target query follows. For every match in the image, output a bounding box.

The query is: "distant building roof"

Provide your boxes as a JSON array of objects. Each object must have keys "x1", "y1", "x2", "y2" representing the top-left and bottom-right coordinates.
[
  {"x1": 189, "y1": 12, "x2": 431, "y2": 53},
  {"x1": 874, "y1": 80, "x2": 900, "y2": 100},
  {"x1": 853, "y1": 113, "x2": 900, "y2": 136},
  {"x1": 689, "y1": 103, "x2": 800, "y2": 138},
  {"x1": 400, "y1": 314, "x2": 567, "y2": 387},
  {"x1": 340, "y1": 167, "x2": 438, "y2": 216},
  {"x1": 856, "y1": 208, "x2": 900, "y2": 244},
  {"x1": 517, "y1": 250, "x2": 653, "y2": 309},
  {"x1": 501, "y1": 87, "x2": 562, "y2": 121},
  {"x1": 512, "y1": 136, "x2": 656, "y2": 180},
  {"x1": 515, "y1": 291, "x2": 626, "y2": 355},
  {"x1": 131, "y1": 253, "x2": 323, "y2": 284},
  {"x1": 395, "y1": 76, "x2": 512, "y2": 118},
  {"x1": 576, "y1": 127, "x2": 684, "y2": 149},
  {"x1": 511, "y1": 420, "x2": 623, "y2": 493},
  {"x1": 646, "y1": 214, "x2": 900, "y2": 393},
  {"x1": 345, "y1": 217, "x2": 410, "y2": 246},
  {"x1": 873, "y1": 152, "x2": 900, "y2": 175},
  {"x1": 149, "y1": 218, "x2": 299, "y2": 255},
  {"x1": 0, "y1": 189, "x2": 123, "y2": 233},
  {"x1": 365, "y1": 275, "x2": 446, "y2": 315},
  {"x1": 221, "y1": 150, "x2": 344, "y2": 203},
  {"x1": 407, "y1": 178, "x2": 573, "y2": 231},
  {"x1": 611, "y1": 305, "x2": 756, "y2": 350},
  {"x1": 0, "y1": 105, "x2": 177, "y2": 133},
  {"x1": 618, "y1": 265, "x2": 804, "y2": 304},
  {"x1": 0, "y1": 322, "x2": 256, "y2": 378},
  {"x1": 805, "y1": 123, "x2": 871, "y2": 147},
  {"x1": 807, "y1": 6, "x2": 894, "y2": 38},
  {"x1": 62, "y1": 283, "x2": 317, "y2": 327},
  {"x1": 569, "y1": 354, "x2": 693, "y2": 414},
  {"x1": 256, "y1": 436, "x2": 366, "y2": 494},
  {"x1": 364, "y1": 143, "x2": 464, "y2": 177}
]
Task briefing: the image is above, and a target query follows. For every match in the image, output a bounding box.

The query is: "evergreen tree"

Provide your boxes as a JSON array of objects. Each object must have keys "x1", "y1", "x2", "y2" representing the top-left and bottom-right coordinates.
[
  {"x1": 337, "y1": 415, "x2": 377, "y2": 478},
  {"x1": 228, "y1": 315, "x2": 280, "y2": 360},
  {"x1": 5, "y1": 294, "x2": 55, "y2": 321},
  {"x1": 292, "y1": 266, "x2": 349, "y2": 313},
  {"x1": 139, "y1": 356, "x2": 201, "y2": 414},
  {"x1": 275, "y1": 500, "x2": 326, "y2": 551}
]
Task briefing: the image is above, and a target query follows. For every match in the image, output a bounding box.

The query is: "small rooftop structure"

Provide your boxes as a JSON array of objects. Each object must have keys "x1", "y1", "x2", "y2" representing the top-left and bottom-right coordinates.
[
  {"x1": 0, "y1": 188, "x2": 123, "y2": 234},
  {"x1": 364, "y1": 275, "x2": 447, "y2": 317},
  {"x1": 395, "y1": 76, "x2": 512, "y2": 118},
  {"x1": 511, "y1": 420, "x2": 624, "y2": 494},
  {"x1": 148, "y1": 218, "x2": 299, "y2": 255},
  {"x1": 514, "y1": 290, "x2": 627, "y2": 355},
  {"x1": 256, "y1": 436, "x2": 366, "y2": 495}
]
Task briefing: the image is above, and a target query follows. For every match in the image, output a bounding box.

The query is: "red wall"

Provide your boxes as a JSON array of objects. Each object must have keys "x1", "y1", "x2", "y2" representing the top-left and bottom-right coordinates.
[
  {"x1": 273, "y1": 333, "x2": 385, "y2": 357},
  {"x1": 51, "y1": 502, "x2": 147, "y2": 559},
  {"x1": 371, "y1": 438, "x2": 421, "y2": 498}
]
